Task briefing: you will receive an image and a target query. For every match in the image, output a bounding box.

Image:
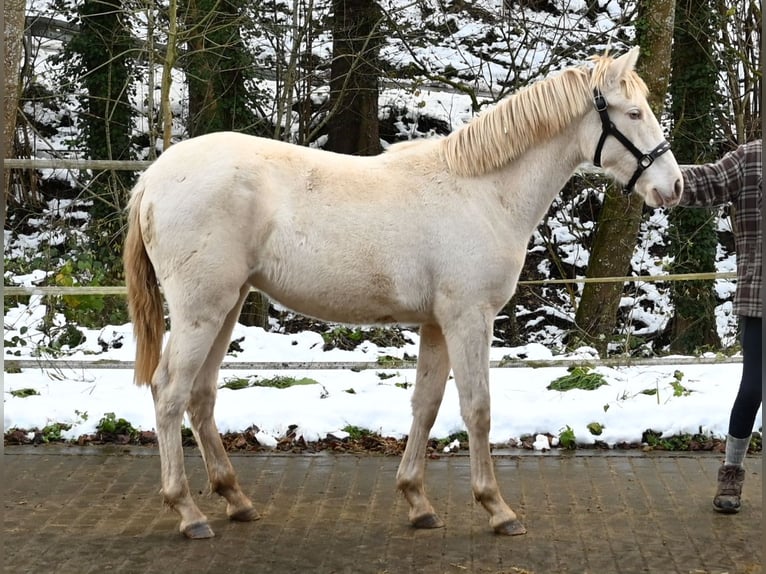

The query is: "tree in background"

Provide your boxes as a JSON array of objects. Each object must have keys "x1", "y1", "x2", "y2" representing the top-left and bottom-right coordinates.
[
  {"x1": 324, "y1": 0, "x2": 383, "y2": 155},
  {"x1": 570, "y1": 0, "x2": 676, "y2": 357},
  {"x1": 3, "y1": 0, "x2": 27, "y2": 226},
  {"x1": 665, "y1": 0, "x2": 721, "y2": 353},
  {"x1": 62, "y1": 0, "x2": 136, "y2": 278},
  {"x1": 713, "y1": 0, "x2": 761, "y2": 144},
  {"x1": 182, "y1": 0, "x2": 266, "y2": 136}
]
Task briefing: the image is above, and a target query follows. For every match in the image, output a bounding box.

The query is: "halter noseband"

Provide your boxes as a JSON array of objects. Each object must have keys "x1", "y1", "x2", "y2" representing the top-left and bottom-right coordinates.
[{"x1": 592, "y1": 88, "x2": 671, "y2": 194}]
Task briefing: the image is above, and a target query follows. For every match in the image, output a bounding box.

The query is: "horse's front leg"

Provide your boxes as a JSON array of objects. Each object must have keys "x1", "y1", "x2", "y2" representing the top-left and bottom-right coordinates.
[
  {"x1": 396, "y1": 324, "x2": 451, "y2": 528},
  {"x1": 443, "y1": 310, "x2": 526, "y2": 536}
]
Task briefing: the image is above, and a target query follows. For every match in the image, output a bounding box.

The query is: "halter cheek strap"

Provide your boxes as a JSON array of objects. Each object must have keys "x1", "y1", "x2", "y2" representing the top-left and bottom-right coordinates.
[{"x1": 592, "y1": 88, "x2": 672, "y2": 194}]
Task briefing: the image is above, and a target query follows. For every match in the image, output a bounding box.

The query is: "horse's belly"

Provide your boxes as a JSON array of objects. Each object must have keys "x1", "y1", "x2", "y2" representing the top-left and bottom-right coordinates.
[{"x1": 251, "y1": 272, "x2": 431, "y2": 326}]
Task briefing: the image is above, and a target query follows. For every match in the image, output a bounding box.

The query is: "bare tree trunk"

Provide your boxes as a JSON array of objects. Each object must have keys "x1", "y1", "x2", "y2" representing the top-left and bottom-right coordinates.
[
  {"x1": 325, "y1": 0, "x2": 383, "y2": 155},
  {"x1": 571, "y1": 0, "x2": 676, "y2": 356},
  {"x1": 3, "y1": 0, "x2": 26, "y2": 226},
  {"x1": 184, "y1": 0, "x2": 254, "y2": 136}
]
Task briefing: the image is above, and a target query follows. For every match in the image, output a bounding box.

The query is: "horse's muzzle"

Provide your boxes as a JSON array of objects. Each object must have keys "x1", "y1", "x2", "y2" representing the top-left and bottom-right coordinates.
[{"x1": 649, "y1": 177, "x2": 683, "y2": 207}]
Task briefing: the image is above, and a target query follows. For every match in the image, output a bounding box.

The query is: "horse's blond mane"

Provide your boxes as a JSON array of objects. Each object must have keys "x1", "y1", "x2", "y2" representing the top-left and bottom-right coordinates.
[{"x1": 442, "y1": 54, "x2": 648, "y2": 177}]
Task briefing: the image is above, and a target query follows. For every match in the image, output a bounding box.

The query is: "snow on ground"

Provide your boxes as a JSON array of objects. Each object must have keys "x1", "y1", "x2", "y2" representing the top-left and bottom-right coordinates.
[{"x1": 3, "y1": 306, "x2": 760, "y2": 448}]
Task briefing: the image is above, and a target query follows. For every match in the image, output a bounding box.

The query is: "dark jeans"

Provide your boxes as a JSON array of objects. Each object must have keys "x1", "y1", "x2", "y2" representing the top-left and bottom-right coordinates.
[{"x1": 728, "y1": 315, "x2": 763, "y2": 439}]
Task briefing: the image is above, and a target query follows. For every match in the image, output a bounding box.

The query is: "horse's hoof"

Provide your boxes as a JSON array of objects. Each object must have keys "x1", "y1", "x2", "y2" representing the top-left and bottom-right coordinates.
[
  {"x1": 229, "y1": 507, "x2": 261, "y2": 522},
  {"x1": 182, "y1": 521, "x2": 216, "y2": 539},
  {"x1": 411, "y1": 513, "x2": 445, "y2": 529},
  {"x1": 494, "y1": 519, "x2": 526, "y2": 536}
]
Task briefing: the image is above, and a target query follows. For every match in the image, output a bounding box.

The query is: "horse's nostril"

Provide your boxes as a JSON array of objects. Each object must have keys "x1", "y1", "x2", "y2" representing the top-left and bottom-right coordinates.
[{"x1": 674, "y1": 178, "x2": 683, "y2": 197}]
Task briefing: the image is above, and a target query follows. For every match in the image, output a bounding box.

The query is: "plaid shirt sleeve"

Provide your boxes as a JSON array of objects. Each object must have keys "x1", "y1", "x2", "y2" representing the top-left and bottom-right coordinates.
[
  {"x1": 678, "y1": 140, "x2": 762, "y2": 318},
  {"x1": 680, "y1": 144, "x2": 748, "y2": 207}
]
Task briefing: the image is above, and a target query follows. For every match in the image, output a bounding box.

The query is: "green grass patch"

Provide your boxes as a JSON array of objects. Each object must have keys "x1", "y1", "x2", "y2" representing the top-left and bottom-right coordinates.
[
  {"x1": 640, "y1": 371, "x2": 693, "y2": 404},
  {"x1": 220, "y1": 375, "x2": 319, "y2": 390},
  {"x1": 376, "y1": 355, "x2": 403, "y2": 367},
  {"x1": 220, "y1": 377, "x2": 252, "y2": 390},
  {"x1": 96, "y1": 412, "x2": 138, "y2": 438},
  {"x1": 341, "y1": 425, "x2": 376, "y2": 440},
  {"x1": 547, "y1": 366, "x2": 607, "y2": 391},
  {"x1": 40, "y1": 422, "x2": 71, "y2": 442},
  {"x1": 253, "y1": 376, "x2": 319, "y2": 389},
  {"x1": 9, "y1": 388, "x2": 40, "y2": 398},
  {"x1": 558, "y1": 425, "x2": 577, "y2": 449},
  {"x1": 641, "y1": 427, "x2": 727, "y2": 451},
  {"x1": 669, "y1": 370, "x2": 693, "y2": 396},
  {"x1": 586, "y1": 422, "x2": 604, "y2": 436}
]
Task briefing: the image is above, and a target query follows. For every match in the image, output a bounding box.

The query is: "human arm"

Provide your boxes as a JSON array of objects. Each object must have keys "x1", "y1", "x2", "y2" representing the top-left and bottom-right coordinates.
[{"x1": 679, "y1": 143, "x2": 754, "y2": 207}]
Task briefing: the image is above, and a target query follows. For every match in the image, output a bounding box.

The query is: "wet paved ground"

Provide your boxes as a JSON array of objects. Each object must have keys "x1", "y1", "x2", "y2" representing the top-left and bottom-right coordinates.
[{"x1": 3, "y1": 446, "x2": 762, "y2": 574}]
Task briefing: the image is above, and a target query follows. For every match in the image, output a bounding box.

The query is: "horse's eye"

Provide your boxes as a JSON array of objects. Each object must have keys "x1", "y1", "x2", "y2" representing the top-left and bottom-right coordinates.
[{"x1": 629, "y1": 109, "x2": 642, "y2": 120}]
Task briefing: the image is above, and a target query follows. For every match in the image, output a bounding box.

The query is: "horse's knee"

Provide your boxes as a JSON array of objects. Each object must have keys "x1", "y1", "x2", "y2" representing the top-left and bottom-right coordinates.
[
  {"x1": 462, "y1": 405, "x2": 491, "y2": 433},
  {"x1": 410, "y1": 395, "x2": 442, "y2": 422}
]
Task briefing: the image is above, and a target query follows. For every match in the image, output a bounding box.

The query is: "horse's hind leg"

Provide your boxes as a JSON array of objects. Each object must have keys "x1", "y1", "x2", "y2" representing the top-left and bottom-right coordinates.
[
  {"x1": 396, "y1": 324, "x2": 451, "y2": 528},
  {"x1": 188, "y1": 284, "x2": 259, "y2": 524},
  {"x1": 441, "y1": 309, "x2": 526, "y2": 536},
  {"x1": 152, "y1": 280, "x2": 244, "y2": 539},
  {"x1": 152, "y1": 331, "x2": 219, "y2": 538}
]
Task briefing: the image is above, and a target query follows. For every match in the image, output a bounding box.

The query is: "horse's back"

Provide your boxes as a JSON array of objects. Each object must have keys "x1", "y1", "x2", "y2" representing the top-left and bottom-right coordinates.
[
  {"x1": 138, "y1": 132, "x2": 443, "y2": 198},
  {"x1": 138, "y1": 132, "x2": 316, "y2": 194}
]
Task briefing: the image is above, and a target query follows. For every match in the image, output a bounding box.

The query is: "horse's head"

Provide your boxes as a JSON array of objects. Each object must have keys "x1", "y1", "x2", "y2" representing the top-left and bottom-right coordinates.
[{"x1": 585, "y1": 47, "x2": 683, "y2": 207}]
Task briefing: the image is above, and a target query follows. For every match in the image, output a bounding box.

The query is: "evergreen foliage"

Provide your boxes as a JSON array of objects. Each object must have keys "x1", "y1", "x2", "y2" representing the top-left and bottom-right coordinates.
[
  {"x1": 667, "y1": 0, "x2": 722, "y2": 353},
  {"x1": 53, "y1": 0, "x2": 137, "y2": 281},
  {"x1": 183, "y1": 0, "x2": 267, "y2": 137}
]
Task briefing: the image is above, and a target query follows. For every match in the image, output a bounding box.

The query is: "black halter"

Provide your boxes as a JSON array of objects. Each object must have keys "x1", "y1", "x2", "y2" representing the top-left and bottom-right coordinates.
[{"x1": 592, "y1": 88, "x2": 671, "y2": 194}]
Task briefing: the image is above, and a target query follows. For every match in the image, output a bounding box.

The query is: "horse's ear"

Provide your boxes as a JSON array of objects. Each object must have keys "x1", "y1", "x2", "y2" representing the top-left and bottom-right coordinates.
[{"x1": 606, "y1": 47, "x2": 640, "y2": 84}]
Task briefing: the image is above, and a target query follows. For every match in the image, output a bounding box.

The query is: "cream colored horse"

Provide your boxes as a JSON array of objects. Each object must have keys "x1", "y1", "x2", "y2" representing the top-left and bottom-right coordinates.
[{"x1": 124, "y1": 47, "x2": 682, "y2": 539}]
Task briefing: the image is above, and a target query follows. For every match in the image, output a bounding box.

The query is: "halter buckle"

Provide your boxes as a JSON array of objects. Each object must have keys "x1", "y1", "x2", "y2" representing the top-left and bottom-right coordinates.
[
  {"x1": 593, "y1": 90, "x2": 608, "y2": 112},
  {"x1": 639, "y1": 155, "x2": 654, "y2": 169}
]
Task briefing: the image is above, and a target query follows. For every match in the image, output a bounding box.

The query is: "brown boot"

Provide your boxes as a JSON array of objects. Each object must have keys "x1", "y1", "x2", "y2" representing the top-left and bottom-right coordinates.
[{"x1": 713, "y1": 464, "x2": 745, "y2": 514}]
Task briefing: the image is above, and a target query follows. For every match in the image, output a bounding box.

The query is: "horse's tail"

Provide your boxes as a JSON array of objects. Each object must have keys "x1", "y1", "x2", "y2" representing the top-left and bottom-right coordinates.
[{"x1": 124, "y1": 180, "x2": 165, "y2": 386}]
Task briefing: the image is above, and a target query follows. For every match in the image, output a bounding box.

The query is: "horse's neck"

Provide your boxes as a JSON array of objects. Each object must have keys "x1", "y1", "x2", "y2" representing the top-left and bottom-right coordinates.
[{"x1": 493, "y1": 128, "x2": 585, "y2": 233}]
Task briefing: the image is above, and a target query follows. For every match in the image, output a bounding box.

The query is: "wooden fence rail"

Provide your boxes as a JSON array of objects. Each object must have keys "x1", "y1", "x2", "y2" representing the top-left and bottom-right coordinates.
[
  {"x1": 3, "y1": 355, "x2": 742, "y2": 372},
  {"x1": 2, "y1": 271, "x2": 737, "y2": 297},
  {"x1": 3, "y1": 159, "x2": 153, "y2": 170}
]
